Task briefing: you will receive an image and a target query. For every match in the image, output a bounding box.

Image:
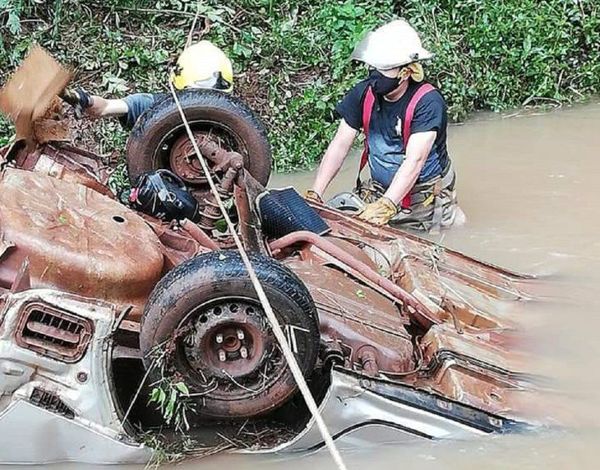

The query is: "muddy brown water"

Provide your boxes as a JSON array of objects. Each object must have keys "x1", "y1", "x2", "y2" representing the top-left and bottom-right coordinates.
[{"x1": 56, "y1": 101, "x2": 600, "y2": 469}]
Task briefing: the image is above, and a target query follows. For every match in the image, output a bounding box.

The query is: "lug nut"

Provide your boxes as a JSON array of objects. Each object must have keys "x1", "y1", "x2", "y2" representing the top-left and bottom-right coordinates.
[
  {"x1": 240, "y1": 346, "x2": 248, "y2": 359},
  {"x1": 215, "y1": 334, "x2": 223, "y2": 344},
  {"x1": 218, "y1": 350, "x2": 227, "y2": 362},
  {"x1": 237, "y1": 329, "x2": 245, "y2": 340}
]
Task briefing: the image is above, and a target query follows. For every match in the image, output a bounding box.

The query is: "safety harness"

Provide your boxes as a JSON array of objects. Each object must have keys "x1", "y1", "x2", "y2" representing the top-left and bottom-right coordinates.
[{"x1": 356, "y1": 82, "x2": 436, "y2": 209}]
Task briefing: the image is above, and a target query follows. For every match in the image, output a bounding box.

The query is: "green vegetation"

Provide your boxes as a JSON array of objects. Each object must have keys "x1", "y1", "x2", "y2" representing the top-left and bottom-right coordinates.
[
  {"x1": 1, "y1": 0, "x2": 599, "y2": 171},
  {"x1": 148, "y1": 379, "x2": 194, "y2": 432}
]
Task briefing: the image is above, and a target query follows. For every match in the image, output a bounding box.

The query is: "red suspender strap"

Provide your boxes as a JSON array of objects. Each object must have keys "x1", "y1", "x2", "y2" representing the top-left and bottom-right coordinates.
[
  {"x1": 400, "y1": 82, "x2": 436, "y2": 209},
  {"x1": 403, "y1": 83, "x2": 435, "y2": 148},
  {"x1": 356, "y1": 86, "x2": 376, "y2": 187}
]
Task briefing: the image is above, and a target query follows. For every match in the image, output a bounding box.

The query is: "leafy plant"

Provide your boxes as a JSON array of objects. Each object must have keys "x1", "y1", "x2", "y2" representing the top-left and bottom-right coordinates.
[
  {"x1": 144, "y1": 340, "x2": 196, "y2": 433},
  {"x1": 0, "y1": 0, "x2": 24, "y2": 35},
  {"x1": 102, "y1": 72, "x2": 130, "y2": 94},
  {"x1": 149, "y1": 379, "x2": 194, "y2": 433}
]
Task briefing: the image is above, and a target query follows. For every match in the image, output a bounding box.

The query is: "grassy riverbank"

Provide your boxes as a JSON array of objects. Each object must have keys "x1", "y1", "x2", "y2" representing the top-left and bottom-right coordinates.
[{"x1": 1, "y1": 0, "x2": 599, "y2": 171}]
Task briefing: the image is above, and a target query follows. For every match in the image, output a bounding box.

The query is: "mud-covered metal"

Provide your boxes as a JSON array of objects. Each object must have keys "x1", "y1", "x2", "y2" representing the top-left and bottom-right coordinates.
[
  {"x1": 0, "y1": 46, "x2": 71, "y2": 144},
  {"x1": 263, "y1": 200, "x2": 546, "y2": 423},
  {"x1": 0, "y1": 168, "x2": 165, "y2": 319},
  {"x1": 169, "y1": 131, "x2": 244, "y2": 185},
  {"x1": 283, "y1": 257, "x2": 415, "y2": 375},
  {"x1": 169, "y1": 131, "x2": 247, "y2": 231},
  {"x1": 6, "y1": 141, "x2": 114, "y2": 197},
  {"x1": 0, "y1": 164, "x2": 219, "y2": 321},
  {"x1": 180, "y1": 298, "x2": 289, "y2": 400},
  {"x1": 0, "y1": 289, "x2": 150, "y2": 464}
]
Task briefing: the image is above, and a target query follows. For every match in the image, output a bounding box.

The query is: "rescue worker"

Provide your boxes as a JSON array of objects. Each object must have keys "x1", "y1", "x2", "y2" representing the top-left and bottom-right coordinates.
[
  {"x1": 307, "y1": 20, "x2": 460, "y2": 231},
  {"x1": 62, "y1": 40, "x2": 233, "y2": 128}
]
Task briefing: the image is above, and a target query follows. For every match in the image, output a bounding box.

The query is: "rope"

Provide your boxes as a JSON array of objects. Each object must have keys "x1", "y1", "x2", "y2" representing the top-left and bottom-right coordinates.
[{"x1": 167, "y1": 81, "x2": 348, "y2": 470}]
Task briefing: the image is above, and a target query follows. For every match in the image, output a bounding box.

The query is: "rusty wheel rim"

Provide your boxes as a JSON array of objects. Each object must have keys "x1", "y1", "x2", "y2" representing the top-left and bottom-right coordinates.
[
  {"x1": 155, "y1": 121, "x2": 247, "y2": 187},
  {"x1": 176, "y1": 297, "x2": 288, "y2": 401},
  {"x1": 169, "y1": 133, "x2": 209, "y2": 184}
]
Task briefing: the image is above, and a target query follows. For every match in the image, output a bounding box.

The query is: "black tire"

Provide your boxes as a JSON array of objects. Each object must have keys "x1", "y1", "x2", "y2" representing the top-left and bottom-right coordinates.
[
  {"x1": 140, "y1": 251, "x2": 320, "y2": 419},
  {"x1": 126, "y1": 90, "x2": 272, "y2": 187}
]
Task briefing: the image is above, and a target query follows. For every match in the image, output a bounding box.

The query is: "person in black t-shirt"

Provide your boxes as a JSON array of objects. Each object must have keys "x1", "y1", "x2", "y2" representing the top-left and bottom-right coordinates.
[
  {"x1": 61, "y1": 41, "x2": 233, "y2": 129},
  {"x1": 307, "y1": 20, "x2": 461, "y2": 231}
]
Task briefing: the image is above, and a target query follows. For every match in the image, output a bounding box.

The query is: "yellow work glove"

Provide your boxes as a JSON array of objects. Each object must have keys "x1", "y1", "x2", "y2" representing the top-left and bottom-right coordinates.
[
  {"x1": 358, "y1": 197, "x2": 398, "y2": 225},
  {"x1": 304, "y1": 189, "x2": 323, "y2": 203},
  {"x1": 399, "y1": 63, "x2": 424, "y2": 82}
]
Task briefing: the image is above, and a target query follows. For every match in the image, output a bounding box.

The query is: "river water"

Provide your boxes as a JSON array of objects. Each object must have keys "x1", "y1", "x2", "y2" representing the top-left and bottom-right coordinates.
[
  {"x1": 44, "y1": 101, "x2": 600, "y2": 469},
  {"x1": 203, "y1": 101, "x2": 600, "y2": 470}
]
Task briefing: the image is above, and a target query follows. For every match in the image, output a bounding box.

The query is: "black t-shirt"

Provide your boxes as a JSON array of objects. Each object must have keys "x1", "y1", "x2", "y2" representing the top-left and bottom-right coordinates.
[{"x1": 336, "y1": 78, "x2": 449, "y2": 187}]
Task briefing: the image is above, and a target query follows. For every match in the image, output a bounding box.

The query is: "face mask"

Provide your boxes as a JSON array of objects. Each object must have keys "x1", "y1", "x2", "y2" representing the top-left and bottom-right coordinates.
[{"x1": 369, "y1": 70, "x2": 401, "y2": 95}]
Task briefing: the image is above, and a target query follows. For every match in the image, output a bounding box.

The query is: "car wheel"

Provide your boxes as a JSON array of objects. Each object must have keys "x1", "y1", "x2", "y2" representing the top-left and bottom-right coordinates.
[
  {"x1": 126, "y1": 90, "x2": 272, "y2": 193},
  {"x1": 140, "y1": 250, "x2": 320, "y2": 419}
]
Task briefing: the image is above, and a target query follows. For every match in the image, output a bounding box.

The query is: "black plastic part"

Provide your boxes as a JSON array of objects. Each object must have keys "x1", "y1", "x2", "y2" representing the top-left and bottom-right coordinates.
[
  {"x1": 30, "y1": 388, "x2": 75, "y2": 419},
  {"x1": 130, "y1": 169, "x2": 200, "y2": 222},
  {"x1": 257, "y1": 187, "x2": 330, "y2": 239}
]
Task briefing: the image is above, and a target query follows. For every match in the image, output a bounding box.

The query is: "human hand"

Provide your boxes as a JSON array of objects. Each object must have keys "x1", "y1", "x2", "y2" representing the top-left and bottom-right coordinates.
[
  {"x1": 358, "y1": 196, "x2": 398, "y2": 225},
  {"x1": 60, "y1": 87, "x2": 93, "y2": 116},
  {"x1": 304, "y1": 189, "x2": 323, "y2": 203}
]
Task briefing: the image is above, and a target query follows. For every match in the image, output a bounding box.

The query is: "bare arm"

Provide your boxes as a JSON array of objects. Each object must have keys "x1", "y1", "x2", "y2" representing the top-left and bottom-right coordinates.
[
  {"x1": 383, "y1": 130, "x2": 437, "y2": 204},
  {"x1": 311, "y1": 119, "x2": 358, "y2": 196},
  {"x1": 85, "y1": 96, "x2": 129, "y2": 118}
]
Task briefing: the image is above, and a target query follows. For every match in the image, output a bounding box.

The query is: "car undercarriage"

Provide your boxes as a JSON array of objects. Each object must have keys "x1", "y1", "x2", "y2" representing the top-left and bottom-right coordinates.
[
  {"x1": 0, "y1": 134, "x2": 550, "y2": 464},
  {"x1": 0, "y1": 54, "x2": 553, "y2": 463}
]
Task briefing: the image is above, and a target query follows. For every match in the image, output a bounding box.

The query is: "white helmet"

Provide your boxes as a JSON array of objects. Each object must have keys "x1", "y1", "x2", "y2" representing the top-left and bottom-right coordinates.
[{"x1": 351, "y1": 19, "x2": 433, "y2": 70}]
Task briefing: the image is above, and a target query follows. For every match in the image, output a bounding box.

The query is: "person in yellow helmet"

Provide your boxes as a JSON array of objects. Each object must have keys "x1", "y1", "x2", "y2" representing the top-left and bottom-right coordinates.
[{"x1": 62, "y1": 41, "x2": 233, "y2": 129}]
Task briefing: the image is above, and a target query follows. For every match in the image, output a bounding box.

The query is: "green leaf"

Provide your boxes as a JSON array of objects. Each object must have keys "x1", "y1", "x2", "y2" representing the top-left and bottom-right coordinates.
[
  {"x1": 523, "y1": 36, "x2": 532, "y2": 55},
  {"x1": 157, "y1": 387, "x2": 166, "y2": 405},
  {"x1": 164, "y1": 389, "x2": 177, "y2": 421},
  {"x1": 149, "y1": 387, "x2": 161, "y2": 403},
  {"x1": 175, "y1": 382, "x2": 190, "y2": 396},
  {"x1": 7, "y1": 11, "x2": 21, "y2": 35}
]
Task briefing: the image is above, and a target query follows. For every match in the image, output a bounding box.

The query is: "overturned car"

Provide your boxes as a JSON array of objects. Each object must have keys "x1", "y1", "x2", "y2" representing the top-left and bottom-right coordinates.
[{"x1": 0, "y1": 87, "x2": 549, "y2": 465}]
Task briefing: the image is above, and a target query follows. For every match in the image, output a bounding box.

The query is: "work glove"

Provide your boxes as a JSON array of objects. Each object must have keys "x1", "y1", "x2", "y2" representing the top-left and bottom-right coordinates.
[
  {"x1": 358, "y1": 196, "x2": 398, "y2": 225},
  {"x1": 60, "y1": 87, "x2": 93, "y2": 117},
  {"x1": 304, "y1": 189, "x2": 323, "y2": 203}
]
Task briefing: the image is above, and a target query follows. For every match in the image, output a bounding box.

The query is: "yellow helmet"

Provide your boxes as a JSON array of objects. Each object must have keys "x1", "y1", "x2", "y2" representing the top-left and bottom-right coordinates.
[{"x1": 171, "y1": 40, "x2": 233, "y2": 92}]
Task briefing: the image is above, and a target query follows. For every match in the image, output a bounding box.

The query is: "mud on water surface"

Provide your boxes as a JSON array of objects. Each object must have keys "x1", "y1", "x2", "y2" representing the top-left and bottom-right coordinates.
[{"x1": 49, "y1": 101, "x2": 600, "y2": 469}]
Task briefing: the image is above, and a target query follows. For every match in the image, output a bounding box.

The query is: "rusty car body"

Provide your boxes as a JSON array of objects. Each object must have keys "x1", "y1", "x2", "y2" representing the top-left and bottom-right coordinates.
[
  {"x1": 0, "y1": 47, "x2": 551, "y2": 463},
  {"x1": 0, "y1": 134, "x2": 550, "y2": 465}
]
